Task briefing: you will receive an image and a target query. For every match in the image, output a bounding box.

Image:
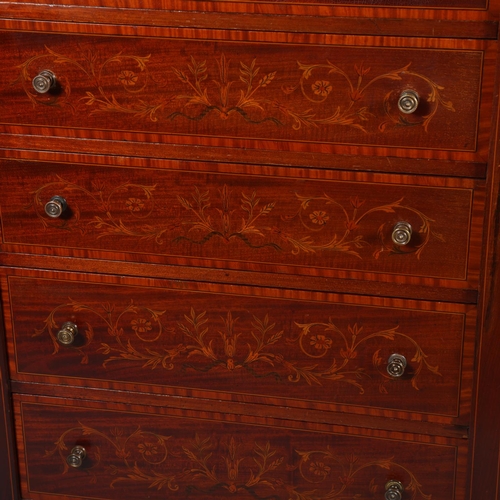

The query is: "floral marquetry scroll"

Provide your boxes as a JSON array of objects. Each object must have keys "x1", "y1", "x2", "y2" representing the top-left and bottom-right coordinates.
[
  {"x1": 175, "y1": 186, "x2": 444, "y2": 260},
  {"x1": 28, "y1": 177, "x2": 444, "y2": 260},
  {"x1": 33, "y1": 300, "x2": 441, "y2": 394},
  {"x1": 2, "y1": 32, "x2": 483, "y2": 151},
  {"x1": 9, "y1": 276, "x2": 465, "y2": 416},
  {"x1": 9, "y1": 161, "x2": 474, "y2": 281},
  {"x1": 15, "y1": 50, "x2": 454, "y2": 132},
  {"x1": 45, "y1": 425, "x2": 432, "y2": 499},
  {"x1": 19, "y1": 402, "x2": 456, "y2": 500}
]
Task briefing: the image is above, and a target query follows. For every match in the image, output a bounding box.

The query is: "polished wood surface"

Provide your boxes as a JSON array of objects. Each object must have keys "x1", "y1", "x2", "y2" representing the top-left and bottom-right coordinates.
[
  {"x1": 0, "y1": 31, "x2": 484, "y2": 152},
  {"x1": 1, "y1": 31, "x2": 492, "y2": 164},
  {"x1": 469, "y1": 29, "x2": 500, "y2": 498},
  {"x1": 0, "y1": 159, "x2": 481, "y2": 283},
  {"x1": 15, "y1": 395, "x2": 463, "y2": 500},
  {"x1": 0, "y1": 0, "x2": 495, "y2": 19},
  {"x1": 4, "y1": 274, "x2": 472, "y2": 418},
  {"x1": 0, "y1": 3, "x2": 498, "y2": 39},
  {"x1": 0, "y1": 26, "x2": 496, "y2": 165},
  {"x1": 0, "y1": 308, "x2": 18, "y2": 500},
  {"x1": 0, "y1": 1, "x2": 499, "y2": 499}
]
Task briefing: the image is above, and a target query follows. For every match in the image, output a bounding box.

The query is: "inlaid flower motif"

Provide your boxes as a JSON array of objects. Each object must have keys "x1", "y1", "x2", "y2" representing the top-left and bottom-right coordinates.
[
  {"x1": 137, "y1": 442, "x2": 159, "y2": 457},
  {"x1": 118, "y1": 70, "x2": 138, "y2": 86},
  {"x1": 310, "y1": 334, "x2": 333, "y2": 351},
  {"x1": 309, "y1": 210, "x2": 329, "y2": 225},
  {"x1": 126, "y1": 198, "x2": 145, "y2": 212},
  {"x1": 312, "y1": 80, "x2": 332, "y2": 97},
  {"x1": 309, "y1": 461, "x2": 331, "y2": 477},
  {"x1": 131, "y1": 318, "x2": 152, "y2": 333}
]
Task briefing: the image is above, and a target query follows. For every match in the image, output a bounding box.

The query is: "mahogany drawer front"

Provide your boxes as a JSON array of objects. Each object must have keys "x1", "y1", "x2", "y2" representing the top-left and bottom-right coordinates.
[
  {"x1": 150, "y1": 0, "x2": 487, "y2": 7},
  {"x1": 15, "y1": 398, "x2": 460, "y2": 500},
  {"x1": 0, "y1": 160, "x2": 478, "y2": 283},
  {"x1": 0, "y1": 31, "x2": 484, "y2": 156},
  {"x1": 232, "y1": 0, "x2": 487, "y2": 6},
  {"x1": 7, "y1": 275, "x2": 470, "y2": 418},
  {"x1": 3, "y1": 0, "x2": 490, "y2": 11}
]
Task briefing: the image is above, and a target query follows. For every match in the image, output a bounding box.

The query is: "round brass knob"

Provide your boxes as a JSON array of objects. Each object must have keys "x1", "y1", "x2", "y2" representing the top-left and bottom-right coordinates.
[
  {"x1": 57, "y1": 321, "x2": 79, "y2": 346},
  {"x1": 44, "y1": 196, "x2": 68, "y2": 218},
  {"x1": 398, "y1": 90, "x2": 419, "y2": 114},
  {"x1": 66, "y1": 445, "x2": 86, "y2": 468},
  {"x1": 392, "y1": 221, "x2": 412, "y2": 246},
  {"x1": 385, "y1": 480, "x2": 404, "y2": 500},
  {"x1": 32, "y1": 70, "x2": 57, "y2": 94},
  {"x1": 387, "y1": 354, "x2": 407, "y2": 378}
]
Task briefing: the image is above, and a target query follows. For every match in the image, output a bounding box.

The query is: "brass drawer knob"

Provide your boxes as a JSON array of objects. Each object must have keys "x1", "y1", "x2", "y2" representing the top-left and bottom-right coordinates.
[
  {"x1": 57, "y1": 321, "x2": 79, "y2": 346},
  {"x1": 66, "y1": 445, "x2": 86, "y2": 468},
  {"x1": 398, "y1": 89, "x2": 419, "y2": 114},
  {"x1": 387, "y1": 354, "x2": 407, "y2": 378},
  {"x1": 44, "y1": 195, "x2": 68, "y2": 218},
  {"x1": 32, "y1": 70, "x2": 57, "y2": 94},
  {"x1": 385, "y1": 480, "x2": 404, "y2": 500},
  {"x1": 392, "y1": 221, "x2": 412, "y2": 246}
]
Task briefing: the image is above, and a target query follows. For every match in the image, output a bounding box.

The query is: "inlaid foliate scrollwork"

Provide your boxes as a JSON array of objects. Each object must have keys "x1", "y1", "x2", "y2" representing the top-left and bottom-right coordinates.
[
  {"x1": 13, "y1": 46, "x2": 454, "y2": 133},
  {"x1": 34, "y1": 300, "x2": 441, "y2": 394},
  {"x1": 27, "y1": 178, "x2": 445, "y2": 260},
  {"x1": 45, "y1": 423, "x2": 433, "y2": 499}
]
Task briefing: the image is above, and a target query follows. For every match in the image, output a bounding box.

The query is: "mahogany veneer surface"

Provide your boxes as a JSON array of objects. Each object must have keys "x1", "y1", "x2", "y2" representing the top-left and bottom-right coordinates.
[
  {"x1": 0, "y1": 159, "x2": 483, "y2": 284},
  {"x1": 15, "y1": 397, "x2": 462, "y2": 500},
  {"x1": 4, "y1": 275, "x2": 472, "y2": 418},
  {"x1": 1, "y1": 1, "x2": 500, "y2": 500},
  {"x1": 0, "y1": 30, "x2": 491, "y2": 160}
]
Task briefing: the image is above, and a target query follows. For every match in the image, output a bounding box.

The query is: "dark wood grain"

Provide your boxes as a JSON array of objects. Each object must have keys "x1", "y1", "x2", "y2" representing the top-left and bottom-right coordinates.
[
  {"x1": 0, "y1": 2, "x2": 497, "y2": 38},
  {"x1": 0, "y1": 309, "x2": 18, "y2": 500},
  {"x1": 469, "y1": 26, "x2": 500, "y2": 499},
  {"x1": 0, "y1": 159, "x2": 482, "y2": 284},
  {"x1": 0, "y1": 2, "x2": 499, "y2": 499},
  {"x1": 14, "y1": 396, "x2": 462, "y2": 500},
  {"x1": 4, "y1": 275, "x2": 473, "y2": 418},
  {"x1": 0, "y1": 133, "x2": 490, "y2": 178},
  {"x1": 0, "y1": 267, "x2": 477, "y2": 428},
  {"x1": 0, "y1": 31, "x2": 486, "y2": 153},
  {"x1": 0, "y1": 0, "x2": 492, "y2": 14},
  {"x1": 0, "y1": 25, "x2": 495, "y2": 165},
  {"x1": 0, "y1": 252, "x2": 480, "y2": 304},
  {"x1": 10, "y1": 380, "x2": 472, "y2": 438}
]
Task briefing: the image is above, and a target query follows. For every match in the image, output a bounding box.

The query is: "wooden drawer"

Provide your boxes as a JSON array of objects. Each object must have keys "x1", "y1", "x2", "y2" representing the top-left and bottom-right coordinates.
[
  {"x1": 0, "y1": 159, "x2": 480, "y2": 284},
  {"x1": 0, "y1": 0, "x2": 490, "y2": 12},
  {"x1": 5, "y1": 274, "x2": 473, "y2": 419},
  {"x1": 239, "y1": 0, "x2": 487, "y2": 6},
  {"x1": 14, "y1": 396, "x2": 461, "y2": 500},
  {"x1": 157, "y1": 0, "x2": 487, "y2": 7},
  {"x1": 0, "y1": 30, "x2": 484, "y2": 156}
]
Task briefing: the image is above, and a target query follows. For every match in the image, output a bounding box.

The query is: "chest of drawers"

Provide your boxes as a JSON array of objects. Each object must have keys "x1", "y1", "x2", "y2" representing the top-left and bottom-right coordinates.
[{"x1": 1, "y1": 1, "x2": 500, "y2": 499}]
